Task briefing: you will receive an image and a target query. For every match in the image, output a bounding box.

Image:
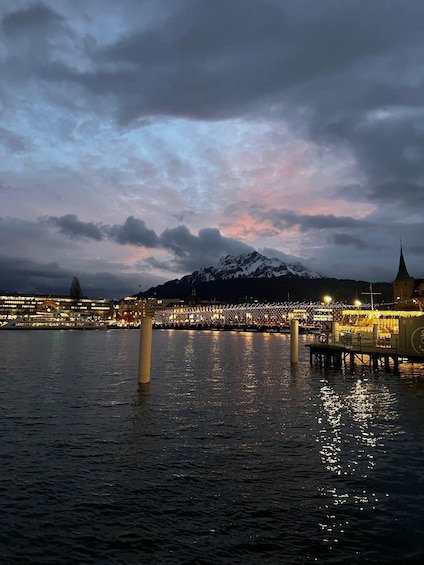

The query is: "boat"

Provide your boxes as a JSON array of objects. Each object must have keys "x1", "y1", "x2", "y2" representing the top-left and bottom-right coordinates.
[{"x1": 1, "y1": 312, "x2": 108, "y2": 330}]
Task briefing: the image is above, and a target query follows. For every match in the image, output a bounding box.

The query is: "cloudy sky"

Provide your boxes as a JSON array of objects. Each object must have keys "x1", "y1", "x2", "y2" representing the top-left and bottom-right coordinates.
[{"x1": 1, "y1": 0, "x2": 423, "y2": 298}]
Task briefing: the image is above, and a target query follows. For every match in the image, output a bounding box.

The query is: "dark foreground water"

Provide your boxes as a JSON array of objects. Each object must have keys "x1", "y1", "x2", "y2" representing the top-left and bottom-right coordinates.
[{"x1": 1, "y1": 329, "x2": 424, "y2": 564}]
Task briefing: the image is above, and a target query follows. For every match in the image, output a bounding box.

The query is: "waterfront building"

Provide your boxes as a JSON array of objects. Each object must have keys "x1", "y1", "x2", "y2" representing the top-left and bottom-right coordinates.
[
  {"x1": 152, "y1": 301, "x2": 342, "y2": 330},
  {"x1": 0, "y1": 293, "x2": 115, "y2": 321},
  {"x1": 393, "y1": 245, "x2": 424, "y2": 310},
  {"x1": 117, "y1": 296, "x2": 144, "y2": 326}
]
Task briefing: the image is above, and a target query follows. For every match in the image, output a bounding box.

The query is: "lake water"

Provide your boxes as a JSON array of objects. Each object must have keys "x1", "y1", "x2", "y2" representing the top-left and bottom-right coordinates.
[{"x1": 1, "y1": 329, "x2": 424, "y2": 564}]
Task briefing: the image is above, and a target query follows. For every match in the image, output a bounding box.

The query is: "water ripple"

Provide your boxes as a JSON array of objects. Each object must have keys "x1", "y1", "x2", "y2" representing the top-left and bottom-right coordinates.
[{"x1": 1, "y1": 330, "x2": 424, "y2": 563}]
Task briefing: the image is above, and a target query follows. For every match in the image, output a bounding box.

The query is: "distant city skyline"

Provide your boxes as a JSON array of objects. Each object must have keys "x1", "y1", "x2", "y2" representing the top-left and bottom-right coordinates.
[{"x1": 1, "y1": 1, "x2": 424, "y2": 298}]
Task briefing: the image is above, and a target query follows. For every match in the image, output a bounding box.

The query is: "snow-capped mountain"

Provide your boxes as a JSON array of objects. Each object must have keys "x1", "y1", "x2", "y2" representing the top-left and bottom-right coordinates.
[{"x1": 178, "y1": 251, "x2": 321, "y2": 285}]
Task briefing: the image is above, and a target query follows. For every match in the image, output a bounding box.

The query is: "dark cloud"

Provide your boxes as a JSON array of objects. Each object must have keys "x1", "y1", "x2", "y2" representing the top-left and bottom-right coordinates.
[
  {"x1": 1, "y1": 3, "x2": 71, "y2": 76},
  {"x1": 366, "y1": 181, "x2": 424, "y2": 209},
  {"x1": 0, "y1": 255, "x2": 143, "y2": 299},
  {"x1": 259, "y1": 246, "x2": 310, "y2": 264},
  {"x1": 331, "y1": 233, "x2": 369, "y2": 249},
  {"x1": 0, "y1": 128, "x2": 30, "y2": 152},
  {"x1": 1, "y1": 3, "x2": 60, "y2": 34},
  {"x1": 159, "y1": 225, "x2": 199, "y2": 257},
  {"x1": 0, "y1": 255, "x2": 72, "y2": 295},
  {"x1": 340, "y1": 180, "x2": 424, "y2": 215},
  {"x1": 109, "y1": 216, "x2": 159, "y2": 247},
  {"x1": 159, "y1": 226, "x2": 253, "y2": 271},
  {"x1": 92, "y1": 217, "x2": 253, "y2": 272},
  {"x1": 84, "y1": 0, "x2": 421, "y2": 126},
  {"x1": 262, "y1": 209, "x2": 365, "y2": 232},
  {"x1": 76, "y1": 270, "x2": 144, "y2": 300},
  {"x1": 43, "y1": 213, "x2": 253, "y2": 273},
  {"x1": 44, "y1": 214, "x2": 104, "y2": 241}
]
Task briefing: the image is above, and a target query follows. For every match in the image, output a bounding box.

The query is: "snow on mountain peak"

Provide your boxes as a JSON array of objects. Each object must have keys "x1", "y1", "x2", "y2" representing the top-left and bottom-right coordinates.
[{"x1": 181, "y1": 251, "x2": 321, "y2": 285}]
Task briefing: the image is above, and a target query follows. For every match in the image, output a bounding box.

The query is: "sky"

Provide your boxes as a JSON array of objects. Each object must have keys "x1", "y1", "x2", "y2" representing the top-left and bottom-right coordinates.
[{"x1": 1, "y1": 0, "x2": 423, "y2": 299}]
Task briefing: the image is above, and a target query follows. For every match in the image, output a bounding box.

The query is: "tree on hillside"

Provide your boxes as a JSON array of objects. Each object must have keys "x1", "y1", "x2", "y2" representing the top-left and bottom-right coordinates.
[{"x1": 70, "y1": 277, "x2": 83, "y2": 300}]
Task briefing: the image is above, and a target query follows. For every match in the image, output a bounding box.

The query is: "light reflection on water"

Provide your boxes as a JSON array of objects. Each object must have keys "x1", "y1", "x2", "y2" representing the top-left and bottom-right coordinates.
[
  {"x1": 1, "y1": 329, "x2": 424, "y2": 564},
  {"x1": 317, "y1": 376, "x2": 402, "y2": 476},
  {"x1": 315, "y1": 372, "x2": 408, "y2": 552}
]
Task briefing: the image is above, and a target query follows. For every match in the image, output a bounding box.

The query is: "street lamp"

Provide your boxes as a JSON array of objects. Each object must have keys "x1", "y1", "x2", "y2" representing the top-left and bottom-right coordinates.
[{"x1": 323, "y1": 295, "x2": 332, "y2": 305}]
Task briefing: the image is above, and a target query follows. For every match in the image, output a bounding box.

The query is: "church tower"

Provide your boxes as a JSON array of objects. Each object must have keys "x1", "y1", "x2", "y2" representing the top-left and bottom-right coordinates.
[{"x1": 393, "y1": 244, "x2": 415, "y2": 310}]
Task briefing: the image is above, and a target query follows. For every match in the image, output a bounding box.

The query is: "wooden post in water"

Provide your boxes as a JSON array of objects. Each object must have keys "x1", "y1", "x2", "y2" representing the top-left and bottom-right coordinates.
[
  {"x1": 290, "y1": 319, "x2": 299, "y2": 363},
  {"x1": 373, "y1": 324, "x2": 378, "y2": 346},
  {"x1": 138, "y1": 315, "x2": 153, "y2": 383},
  {"x1": 332, "y1": 321, "x2": 339, "y2": 345}
]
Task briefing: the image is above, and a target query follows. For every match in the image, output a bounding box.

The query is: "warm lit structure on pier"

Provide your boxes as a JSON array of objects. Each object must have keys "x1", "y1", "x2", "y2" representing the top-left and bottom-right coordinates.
[{"x1": 337, "y1": 308, "x2": 423, "y2": 347}]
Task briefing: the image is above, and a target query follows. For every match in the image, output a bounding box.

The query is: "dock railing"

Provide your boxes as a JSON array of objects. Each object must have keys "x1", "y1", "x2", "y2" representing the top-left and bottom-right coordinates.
[{"x1": 318, "y1": 324, "x2": 399, "y2": 353}]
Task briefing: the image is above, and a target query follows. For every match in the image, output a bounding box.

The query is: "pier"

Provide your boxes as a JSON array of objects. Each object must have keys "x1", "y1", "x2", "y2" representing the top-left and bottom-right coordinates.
[
  {"x1": 307, "y1": 342, "x2": 407, "y2": 371},
  {"x1": 307, "y1": 313, "x2": 424, "y2": 371}
]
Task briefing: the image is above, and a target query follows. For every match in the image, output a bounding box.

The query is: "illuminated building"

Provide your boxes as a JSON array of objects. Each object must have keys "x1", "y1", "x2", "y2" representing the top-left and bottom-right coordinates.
[
  {"x1": 393, "y1": 245, "x2": 424, "y2": 310},
  {"x1": 0, "y1": 293, "x2": 114, "y2": 321}
]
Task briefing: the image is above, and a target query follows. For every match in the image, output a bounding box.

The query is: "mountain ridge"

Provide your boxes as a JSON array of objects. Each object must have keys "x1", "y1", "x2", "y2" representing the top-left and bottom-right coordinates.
[
  {"x1": 177, "y1": 251, "x2": 321, "y2": 285},
  {"x1": 142, "y1": 252, "x2": 393, "y2": 304}
]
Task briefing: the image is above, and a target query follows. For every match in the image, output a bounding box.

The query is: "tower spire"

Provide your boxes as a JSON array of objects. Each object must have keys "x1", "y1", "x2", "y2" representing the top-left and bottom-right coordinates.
[{"x1": 395, "y1": 239, "x2": 412, "y2": 282}]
